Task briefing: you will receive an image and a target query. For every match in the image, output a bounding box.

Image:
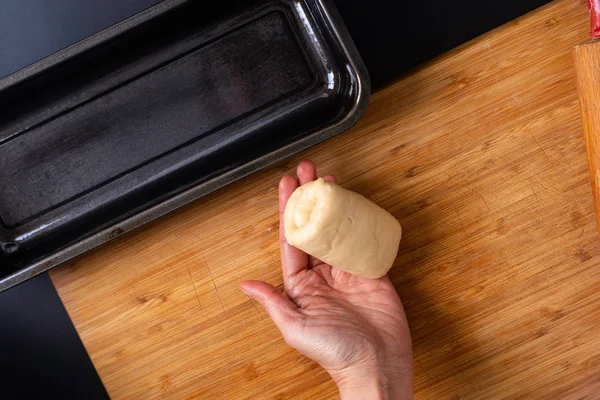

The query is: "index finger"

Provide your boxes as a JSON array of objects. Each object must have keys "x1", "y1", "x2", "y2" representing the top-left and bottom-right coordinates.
[{"x1": 279, "y1": 174, "x2": 308, "y2": 287}]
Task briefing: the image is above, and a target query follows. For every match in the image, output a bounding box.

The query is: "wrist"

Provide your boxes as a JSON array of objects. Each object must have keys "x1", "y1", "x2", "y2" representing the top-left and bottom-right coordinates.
[
  {"x1": 336, "y1": 372, "x2": 389, "y2": 400},
  {"x1": 331, "y1": 362, "x2": 413, "y2": 400}
]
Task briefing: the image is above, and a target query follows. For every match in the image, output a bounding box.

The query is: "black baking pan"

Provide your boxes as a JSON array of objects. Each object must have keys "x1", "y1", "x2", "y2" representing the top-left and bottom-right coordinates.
[{"x1": 0, "y1": 0, "x2": 369, "y2": 291}]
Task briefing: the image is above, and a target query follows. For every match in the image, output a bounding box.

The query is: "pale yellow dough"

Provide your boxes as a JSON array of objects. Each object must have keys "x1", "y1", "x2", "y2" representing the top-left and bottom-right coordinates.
[{"x1": 284, "y1": 178, "x2": 402, "y2": 278}]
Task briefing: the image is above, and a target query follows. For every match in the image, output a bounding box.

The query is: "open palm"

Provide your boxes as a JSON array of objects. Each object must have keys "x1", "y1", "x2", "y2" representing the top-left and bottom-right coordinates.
[{"x1": 240, "y1": 161, "x2": 413, "y2": 399}]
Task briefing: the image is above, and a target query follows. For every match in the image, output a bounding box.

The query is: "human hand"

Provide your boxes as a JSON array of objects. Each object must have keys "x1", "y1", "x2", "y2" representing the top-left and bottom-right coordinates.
[{"x1": 240, "y1": 160, "x2": 413, "y2": 400}]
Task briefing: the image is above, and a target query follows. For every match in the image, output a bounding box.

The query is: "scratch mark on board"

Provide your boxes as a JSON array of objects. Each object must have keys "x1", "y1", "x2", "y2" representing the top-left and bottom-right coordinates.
[
  {"x1": 471, "y1": 188, "x2": 491, "y2": 213},
  {"x1": 249, "y1": 296, "x2": 268, "y2": 326},
  {"x1": 417, "y1": 360, "x2": 437, "y2": 384},
  {"x1": 558, "y1": 147, "x2": 577, "y2": 174},
  {"x1": 205, "y1": 260, "x2": 225, "y2": 310},
  {"x1": 268, "y1": 250, "x2": 284, "y2": 283},
  {"x1": 187, "y1": 267, "x2": 202, "y2": 309},
  {"x1": 529, "y1": 178, "x2": 541, "y2": 204},
  {"x1": 530, "y1": 131, "x2": 556, "y2": 168},
  {"x1": 455, "y1": 210, "x2": 468, "y2": 238}
]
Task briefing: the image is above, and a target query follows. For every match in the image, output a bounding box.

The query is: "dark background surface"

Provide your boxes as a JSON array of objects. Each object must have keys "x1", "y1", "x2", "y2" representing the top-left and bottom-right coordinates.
[
  {"x1": 0, "y1": 0, "x2": 553, "y2": 88},
  {"x1": 0, "y1": 0, "x2": 552, "y2": 398},
  {"x1": 0, "y1": 274, "x2": 109, "y2": 400}
]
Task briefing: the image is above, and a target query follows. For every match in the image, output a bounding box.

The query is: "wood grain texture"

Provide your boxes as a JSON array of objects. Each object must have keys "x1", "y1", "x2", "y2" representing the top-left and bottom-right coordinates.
[
  {"x1": 51, "y1": 0, "x2": 599, "y2": 398},
  {"x1": 574, "y1": 40, "x2": 600, "y2": 237}
]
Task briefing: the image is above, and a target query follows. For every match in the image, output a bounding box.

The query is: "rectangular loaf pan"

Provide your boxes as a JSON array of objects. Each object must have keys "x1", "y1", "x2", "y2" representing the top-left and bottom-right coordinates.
[{"x1": 0, "y1": 0, "x2": 370, "y2": 291}]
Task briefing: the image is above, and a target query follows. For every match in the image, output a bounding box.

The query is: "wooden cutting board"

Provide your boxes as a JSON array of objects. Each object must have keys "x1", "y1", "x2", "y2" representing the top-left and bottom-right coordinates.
[{"x1": 51, "y1": 0, "x2": 600, "y2": 398}]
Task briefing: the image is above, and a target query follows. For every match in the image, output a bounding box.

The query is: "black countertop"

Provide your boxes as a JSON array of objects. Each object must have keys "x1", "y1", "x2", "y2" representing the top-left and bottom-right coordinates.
[{"x1": 0, "y1": 0, "x2": 551, "y2": 398}]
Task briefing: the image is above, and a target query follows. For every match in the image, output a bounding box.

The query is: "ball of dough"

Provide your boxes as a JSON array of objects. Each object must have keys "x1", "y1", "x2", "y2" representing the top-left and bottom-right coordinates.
[{"x1": 284, "y1": 178, "x2": 402, "y2": 278}]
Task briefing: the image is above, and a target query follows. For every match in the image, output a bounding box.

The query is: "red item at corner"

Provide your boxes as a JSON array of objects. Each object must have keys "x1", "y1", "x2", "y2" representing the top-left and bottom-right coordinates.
[{"x1": 589, "y1": 0, "x2": 600, "y2": 38}]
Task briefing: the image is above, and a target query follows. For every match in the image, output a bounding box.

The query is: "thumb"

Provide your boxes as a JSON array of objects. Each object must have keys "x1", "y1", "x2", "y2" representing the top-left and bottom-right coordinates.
[{"x1": 239, "y1": 280, "x2": 299, "y2": 332}]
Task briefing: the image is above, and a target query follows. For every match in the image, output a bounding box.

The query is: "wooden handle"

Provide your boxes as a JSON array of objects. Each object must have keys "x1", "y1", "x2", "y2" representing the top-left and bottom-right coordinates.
[{"x1": 574, "y1": 41, "x2": 600, "y2": 236}]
